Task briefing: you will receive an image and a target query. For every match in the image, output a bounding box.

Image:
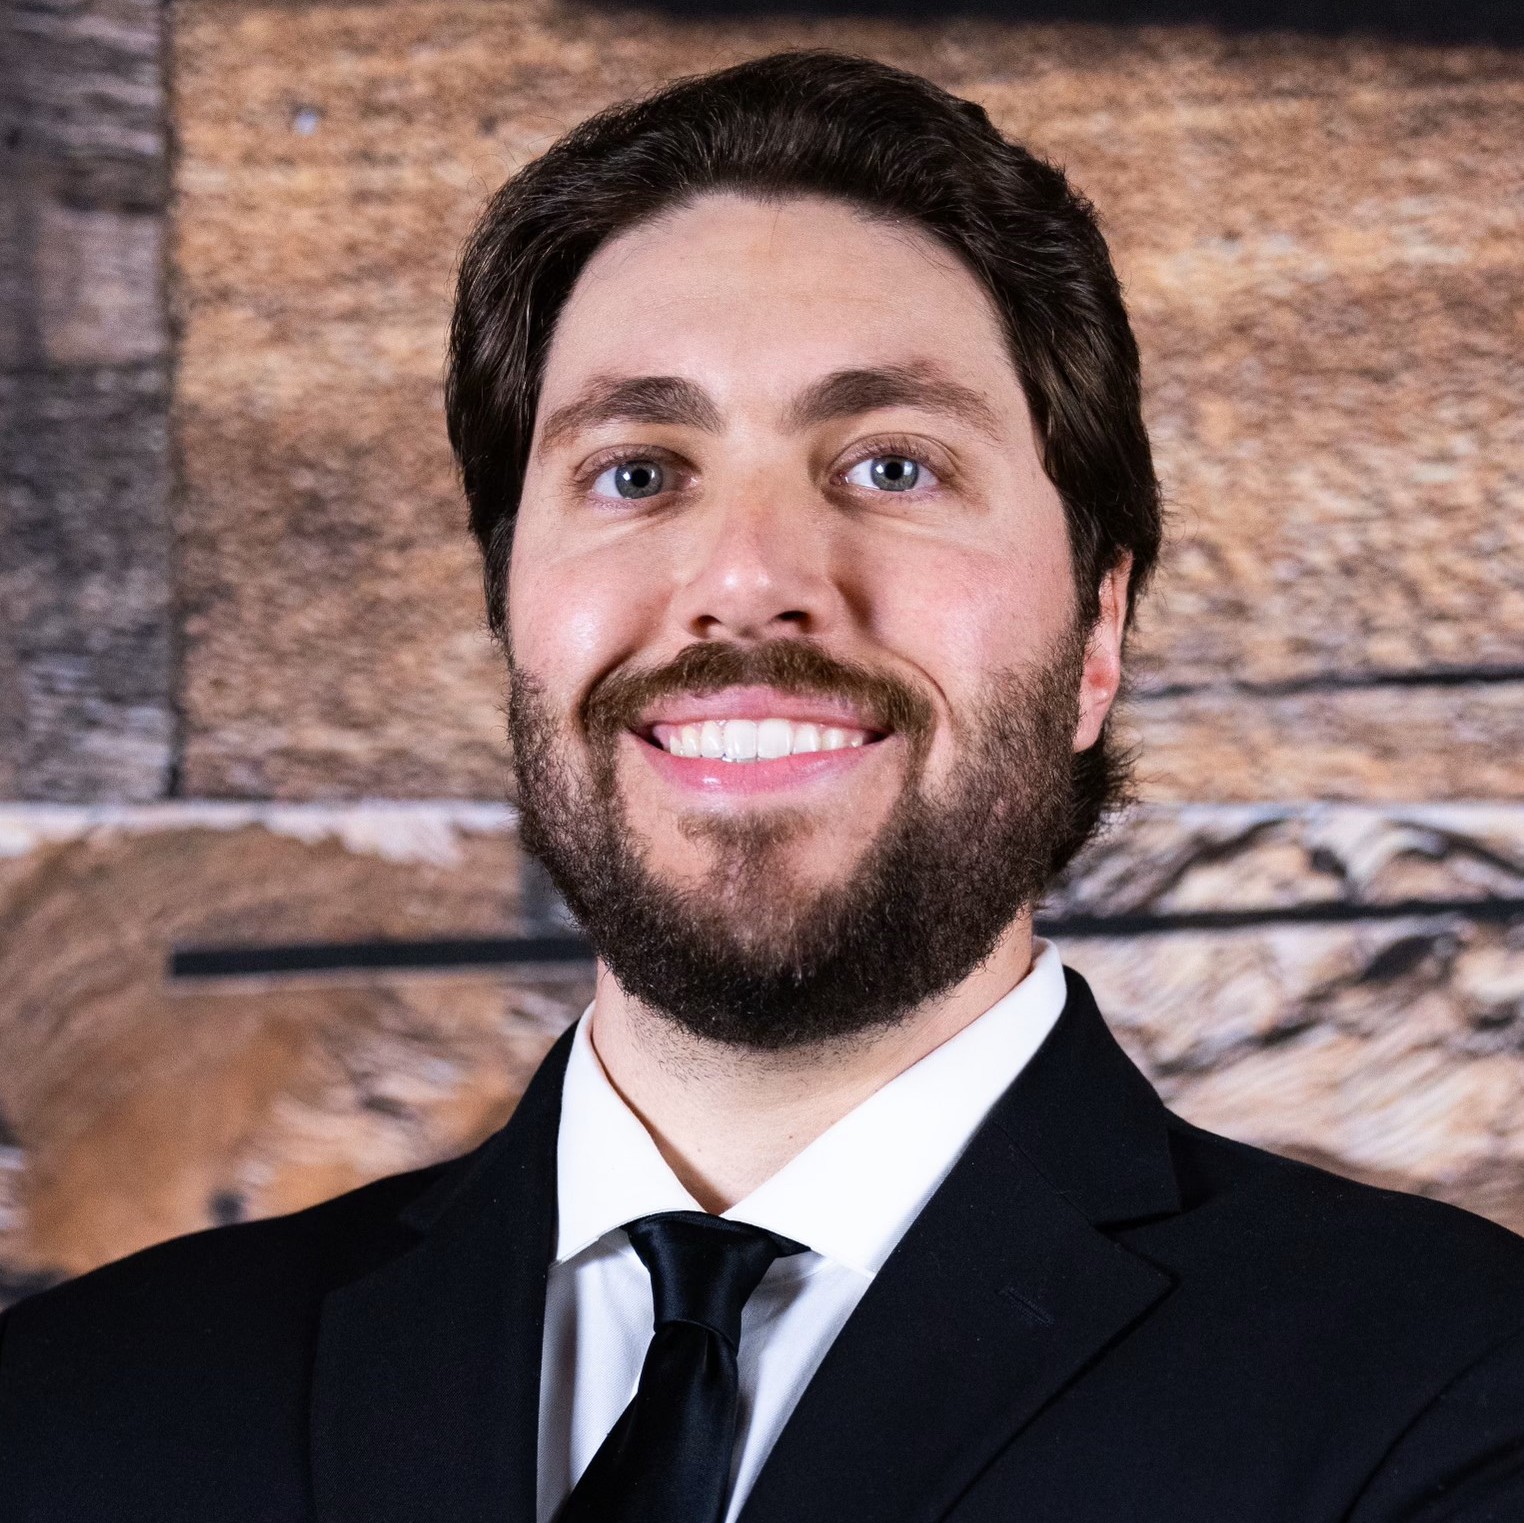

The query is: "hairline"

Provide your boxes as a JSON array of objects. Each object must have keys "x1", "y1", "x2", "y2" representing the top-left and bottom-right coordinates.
[
  {"x1": 508, "y1": 183, "x2": 1075, "y2": 534},
  {"x1": 463, "y1": 104, "x2": 1154, "y2": 641}
]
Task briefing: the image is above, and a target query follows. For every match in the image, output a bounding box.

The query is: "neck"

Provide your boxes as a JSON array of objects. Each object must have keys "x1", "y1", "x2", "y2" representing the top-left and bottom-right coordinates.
[{"x1": 585, "y1": 915, "x2": 1036, "y2": 1213}]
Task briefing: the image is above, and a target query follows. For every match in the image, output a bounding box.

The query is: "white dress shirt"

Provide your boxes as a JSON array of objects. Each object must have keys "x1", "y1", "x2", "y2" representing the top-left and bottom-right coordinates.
[{"x1": 535, "y1": 939, "x2": 1068, "y2": 1523}]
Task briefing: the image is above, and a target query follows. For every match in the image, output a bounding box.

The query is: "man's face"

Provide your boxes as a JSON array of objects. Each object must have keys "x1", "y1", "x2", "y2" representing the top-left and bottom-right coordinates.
[{"x1": 508, "y1": 194, "x2": 1125, "y2": 1047}]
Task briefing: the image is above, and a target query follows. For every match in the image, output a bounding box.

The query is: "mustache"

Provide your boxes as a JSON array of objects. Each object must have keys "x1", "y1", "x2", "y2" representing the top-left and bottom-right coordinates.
[{"x1": 581, "y1": 639, "x2": 935, "y2": 750}]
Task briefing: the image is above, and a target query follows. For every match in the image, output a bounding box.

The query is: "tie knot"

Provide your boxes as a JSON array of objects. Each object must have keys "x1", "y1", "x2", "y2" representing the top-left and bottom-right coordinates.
[{"x1": 623, "y1": 1211, "x2": 805, "y2": 1348}]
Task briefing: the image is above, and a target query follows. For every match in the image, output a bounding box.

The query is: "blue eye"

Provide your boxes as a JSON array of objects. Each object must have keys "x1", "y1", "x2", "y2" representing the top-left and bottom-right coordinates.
[
  {"x1": 845, "y1": 455, "x2": 936, "y2": 492},
  {"x1": 594, "y1": 459, "x2": 665, "y2": 499}
]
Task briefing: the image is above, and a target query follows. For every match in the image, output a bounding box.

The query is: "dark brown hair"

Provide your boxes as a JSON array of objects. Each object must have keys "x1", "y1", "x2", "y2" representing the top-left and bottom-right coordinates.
[{"x1": 446, "y1": 49, "x2": 1161, "y2": 642}]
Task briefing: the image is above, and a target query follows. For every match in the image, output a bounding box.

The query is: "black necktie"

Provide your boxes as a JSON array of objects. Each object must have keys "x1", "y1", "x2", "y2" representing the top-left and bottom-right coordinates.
[{"x1": 556, "y1": 1210, "x2": 806, "y2": 1523}]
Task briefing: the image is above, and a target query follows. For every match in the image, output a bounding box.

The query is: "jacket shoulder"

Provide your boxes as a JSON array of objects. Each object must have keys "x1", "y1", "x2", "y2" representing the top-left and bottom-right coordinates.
[
  {"x1": 1152, "y1": 1113, "x2": 1524, "y2": 1345},
  {"x1": 0, "y1": 1160, "x2": 465, "y2": 1520},
  {"x1": 0, "y1": 1155, "x2": 454, "y2": 1394}
]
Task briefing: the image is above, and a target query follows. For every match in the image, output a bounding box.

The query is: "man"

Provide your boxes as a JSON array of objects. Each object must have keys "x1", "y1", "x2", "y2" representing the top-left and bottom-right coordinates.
[{"x1": 2, "y1": 49, "x2": 1523, "y2": 1522}]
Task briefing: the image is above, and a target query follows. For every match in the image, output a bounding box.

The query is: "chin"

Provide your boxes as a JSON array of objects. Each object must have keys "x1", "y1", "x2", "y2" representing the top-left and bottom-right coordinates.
[{"x1": 643, "y1": 820, "x2": 850, "y2": 916}]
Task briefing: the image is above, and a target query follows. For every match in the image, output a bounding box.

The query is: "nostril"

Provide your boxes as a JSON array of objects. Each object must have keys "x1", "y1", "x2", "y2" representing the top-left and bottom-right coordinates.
[{"x1": 687, "y1": 607, "x2": 815, "y2": 640}]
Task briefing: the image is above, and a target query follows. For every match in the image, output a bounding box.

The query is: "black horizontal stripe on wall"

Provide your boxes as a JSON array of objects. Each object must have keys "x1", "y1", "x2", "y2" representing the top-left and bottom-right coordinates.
[
  {"x1": 168, "y1": 897, "x2": 1524, "y2": 980},
  {"x1": 642, "y1": 0, "x2": 1524, "y2": 47},
  {"x1": 1135, "y1": 664, "x2": 1524, "y2": 702},
  {"x1": 1042, "y1": 897, "x2": 1524, "y2": 937},
  {"x1": 170, "y1": 935, "x2": 594, "y2": 980}
]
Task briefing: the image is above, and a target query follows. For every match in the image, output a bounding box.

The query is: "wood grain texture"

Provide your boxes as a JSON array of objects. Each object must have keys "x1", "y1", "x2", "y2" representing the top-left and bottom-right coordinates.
[
  {"x1": 1, "y1": 0, "x2": 174, "y2": 801},
  {"x1": 1128, "y1": 680, "x2": 1524, "y2": 799},
  {"x1": 1060, "y1": 803, "x2": 1524, "y2": 1232},
  {"x1": 0, "y1": 804, "x2": 585, "y2": 1292},
  {"x1": 1, "y1": 802, "x2": 1518, "y2": 1299},
  {"x1": 170, "y1": 1, "x2": 1524, "y2": 799}
]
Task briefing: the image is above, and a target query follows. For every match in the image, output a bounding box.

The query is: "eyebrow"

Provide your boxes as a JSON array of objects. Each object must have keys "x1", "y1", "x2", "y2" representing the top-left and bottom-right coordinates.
[
  {"x1": 537, "y1": 375, "x2": 723, "y2": 450},
  {"x1": 535, "y1": 360, "x2": 1003, "y2": 453},
  {"x1": 785, "y1": 363, "x2": 1003, "y2": 439}
]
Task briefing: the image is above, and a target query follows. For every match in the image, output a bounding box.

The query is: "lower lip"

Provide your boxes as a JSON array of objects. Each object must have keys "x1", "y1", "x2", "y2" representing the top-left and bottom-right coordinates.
[{"x1": 631, "y1": 733, "x2": 887, "y2": 797}]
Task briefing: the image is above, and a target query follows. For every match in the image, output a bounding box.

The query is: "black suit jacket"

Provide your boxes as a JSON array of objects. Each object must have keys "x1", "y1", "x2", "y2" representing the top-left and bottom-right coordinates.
[{"x1": 4, "y1": 969, "x2": 1524, "y2": 1521}]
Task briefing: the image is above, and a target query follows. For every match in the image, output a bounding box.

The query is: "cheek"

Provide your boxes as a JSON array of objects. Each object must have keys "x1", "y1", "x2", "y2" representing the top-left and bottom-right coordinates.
[
  {"x1": 511, "y1": 572, "x2": 611, "y2": 681},
  {"x1": 506, "y1": 514, "x2": 668, "y2": 706},
  {"x1": 859, "y1": 534, "x2": 1074, "y2": 715}
]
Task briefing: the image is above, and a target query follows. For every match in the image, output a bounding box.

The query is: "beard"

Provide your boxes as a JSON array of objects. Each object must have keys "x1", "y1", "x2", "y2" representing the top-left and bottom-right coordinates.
[{"x1": 509, "y1": 632, "x2": 1127, "y2": 1052}]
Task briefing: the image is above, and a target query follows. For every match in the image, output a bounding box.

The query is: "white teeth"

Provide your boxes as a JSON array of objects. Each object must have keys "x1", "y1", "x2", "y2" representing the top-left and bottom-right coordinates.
[
  {"x1": 756, "y1": 718, "x2": 792, "y2": 759},
  {"x1": 723, "y1": 719, "x2": 758, "y2": 761},
  {"x1": 652, "y1": 718, "x2": 872, "y2": 760}
]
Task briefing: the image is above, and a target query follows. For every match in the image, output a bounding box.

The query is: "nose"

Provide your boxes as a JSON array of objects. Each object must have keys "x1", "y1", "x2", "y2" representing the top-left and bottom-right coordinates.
[{"x1": 668, "y1": 489, "x2": 847, "y2": 644}]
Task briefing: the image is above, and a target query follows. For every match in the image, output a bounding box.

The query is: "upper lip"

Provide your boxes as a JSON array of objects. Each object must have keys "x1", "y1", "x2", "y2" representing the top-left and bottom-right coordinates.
[{"x1": 636, "y1": 685, "x2": 884, "y2": 734}]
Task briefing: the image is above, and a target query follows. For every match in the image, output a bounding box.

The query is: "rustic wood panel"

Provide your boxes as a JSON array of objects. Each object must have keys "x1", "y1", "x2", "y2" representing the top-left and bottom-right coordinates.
[
  {"x1": 1130, "y1": 680, "x2": 1524, "y2": 799},
  {"x1": 0, "y1": 804, "x2": 582, "y2": 1295},
  {"x1": 2, "y1": 802, "x2": 1519, "y2": 1300},
  {"x1": 170, "y1": 1, "x2": 1524, "y2": 800},
  {"x1": 1, "y1": 0, "x2": 174, "y2": 801},
  {"x1": 1060, "y1": 804, "x2": 1524, "y2": 1231}
]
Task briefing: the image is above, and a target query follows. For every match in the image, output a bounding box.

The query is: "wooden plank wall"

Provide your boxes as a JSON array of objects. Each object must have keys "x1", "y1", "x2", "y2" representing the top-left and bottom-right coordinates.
[
  {"x1": 1, "y1": 0, "x2": 174, "y2": 801},
  {"x1": 0, "y1": 0, "x2": 1520, "y2": 1298}
]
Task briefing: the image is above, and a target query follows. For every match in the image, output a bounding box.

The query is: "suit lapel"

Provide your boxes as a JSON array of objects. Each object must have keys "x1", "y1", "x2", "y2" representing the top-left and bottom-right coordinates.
[
  {"x1": 738, "y1": 971, "x2": 1181, "y2": 1523},
  {"x1": 309, "y1": 1024, "x2": 574, "y2": 1523}
]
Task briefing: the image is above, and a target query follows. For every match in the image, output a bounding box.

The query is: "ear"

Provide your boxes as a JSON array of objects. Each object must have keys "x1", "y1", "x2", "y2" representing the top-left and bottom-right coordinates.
[{"x1": 1073, "y1": 556, "x2": 1132, "y2": 752}]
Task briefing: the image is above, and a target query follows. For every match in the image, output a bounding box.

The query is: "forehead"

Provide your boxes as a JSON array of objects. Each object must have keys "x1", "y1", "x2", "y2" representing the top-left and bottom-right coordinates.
[{"x1": 539, "y1": 193, "x2": 1022, "y2": 411}]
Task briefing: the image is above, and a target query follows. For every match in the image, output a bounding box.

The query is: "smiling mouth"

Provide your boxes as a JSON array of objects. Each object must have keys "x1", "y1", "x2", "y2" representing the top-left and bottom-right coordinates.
[{"x1": 644, "y1": 718, "x2": 880, "y2": 762}]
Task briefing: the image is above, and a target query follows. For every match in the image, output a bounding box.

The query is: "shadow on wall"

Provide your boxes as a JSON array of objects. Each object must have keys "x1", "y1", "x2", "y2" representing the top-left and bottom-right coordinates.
[{"x1": 628, "y1": 0, "x2": 1524, "y2": 46}]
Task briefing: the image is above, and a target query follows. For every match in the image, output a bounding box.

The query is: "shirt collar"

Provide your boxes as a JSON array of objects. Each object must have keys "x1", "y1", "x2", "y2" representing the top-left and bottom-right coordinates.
[
  {"x1": 553, "y1": 940, "x2": 1068, "y2": 1275},
  {"x1": 553, "y1": 1017, "x2": 703, "y2": 1264}
]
